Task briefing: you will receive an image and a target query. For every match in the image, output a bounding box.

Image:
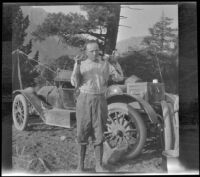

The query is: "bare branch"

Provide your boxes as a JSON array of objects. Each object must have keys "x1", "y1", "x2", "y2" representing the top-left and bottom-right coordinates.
[
  {"x1": 85, "y1": 31, "x2": 105, "y2": 40},
  {"x1": 121, "y1": 6, "x2": 143, "y2": 10},
  {"x1": 77, "y1": 29, "x2": 106, "y2": 41},
  {"x1": 120, "y1": 16, "x2": 128, "y2": 19},
  {"x1": 59, "y1": 30, "x2": 105, "y2": 41},
  {"x1": 118, "y1": 25, "x2": 132, "y2": 28}
]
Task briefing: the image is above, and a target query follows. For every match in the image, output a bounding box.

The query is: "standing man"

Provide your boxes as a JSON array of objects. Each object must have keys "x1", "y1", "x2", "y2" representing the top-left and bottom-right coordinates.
[{"x1": 71, "y1": 41, "x2": 123, "y2": 172}]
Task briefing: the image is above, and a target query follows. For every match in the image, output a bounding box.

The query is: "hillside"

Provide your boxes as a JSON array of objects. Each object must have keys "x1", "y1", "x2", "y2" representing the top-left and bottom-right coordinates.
[
  {"x1": 21, "y1": 6, "x2": 145, "y2": 61},
  {"x1": 21, "y1": 6, "x2": 80, "y2": 63},
  {"x1": 116, "y1": 36, "x2": 145, "y2": 54}
]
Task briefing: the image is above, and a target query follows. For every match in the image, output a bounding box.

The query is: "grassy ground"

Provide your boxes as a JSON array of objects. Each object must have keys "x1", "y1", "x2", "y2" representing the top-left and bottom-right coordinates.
[
  {"x1": 2, "y1": 114, "x2": 199, "y2": 175},
  {"x1": 10, "y1": 117, "x2": 165, "y2": 174}
]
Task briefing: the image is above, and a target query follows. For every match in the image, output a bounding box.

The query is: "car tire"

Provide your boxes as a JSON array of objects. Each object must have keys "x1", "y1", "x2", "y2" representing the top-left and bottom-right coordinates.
[
  {"x1": 105, "y1": 102, "x2": 147, "y2": 160},
  {"x1": 12, "y1": 94, "x2": 29, "y2": 131}
]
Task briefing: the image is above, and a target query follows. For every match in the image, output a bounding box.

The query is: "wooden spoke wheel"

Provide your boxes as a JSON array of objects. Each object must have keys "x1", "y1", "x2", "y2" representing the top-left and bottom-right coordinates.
[
  {"x1": 12, "y1": 94, "x2": 29, "y2": 131},
  {"x1": 105, "y1": 103, "x2": 147, "y2": 159}
]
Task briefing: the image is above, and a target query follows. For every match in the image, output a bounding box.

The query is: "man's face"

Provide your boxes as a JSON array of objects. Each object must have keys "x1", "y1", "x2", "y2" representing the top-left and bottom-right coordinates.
[{"x1": 86, "y1": 43, "x2": 99, "y2": 61}]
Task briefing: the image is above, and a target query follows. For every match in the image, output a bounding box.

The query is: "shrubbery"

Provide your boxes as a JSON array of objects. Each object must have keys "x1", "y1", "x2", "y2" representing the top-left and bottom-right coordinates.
[
  {"x1": 34, "y1": 55, "x2": 75, "y2": 87},
  {"x1": 118, "y1": 49, "x2": 178, "y2": 94}
]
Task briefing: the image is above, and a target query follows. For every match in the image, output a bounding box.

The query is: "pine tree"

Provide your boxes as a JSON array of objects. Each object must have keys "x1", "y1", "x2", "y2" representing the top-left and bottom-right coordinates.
[
  {"x1": 33, "y1": 50, "x2": 39, "y2": 62},
  {"x1": 80, "y1": 5, "x2": 121, "y2": 54},
  {"x1": 12, "y1": 6, "x2": 39, "y2": 88},
  {"x1": 141, "y1": 12, "x2": 178, "y2": 93},
  {"x1": 32, "y1": 5, "x2": 121, "y2": 54},
  {"x1": 12, "y1": 7, "x2": 29, "y2": 51},
  {"x1": 143, "y1": 11, "x2": 178, "y2": 54}
]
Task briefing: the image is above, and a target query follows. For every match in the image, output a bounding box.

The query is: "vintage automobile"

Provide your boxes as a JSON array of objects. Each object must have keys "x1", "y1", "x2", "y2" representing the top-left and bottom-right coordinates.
[{"x1": 12, "y1": 52, "x2": 179, "y2": 163}]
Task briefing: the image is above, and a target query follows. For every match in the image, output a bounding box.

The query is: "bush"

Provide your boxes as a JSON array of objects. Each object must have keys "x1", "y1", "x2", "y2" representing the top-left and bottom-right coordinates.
[
  {"x1": 51, "y1": 55, "x2": 75, "y2": 70},
  {"x1": 118, "y1": 49, "x2": 178, "y2": 94},
  {"x1": 34, "y1": 55, "x2": 74, "y2": 86}
]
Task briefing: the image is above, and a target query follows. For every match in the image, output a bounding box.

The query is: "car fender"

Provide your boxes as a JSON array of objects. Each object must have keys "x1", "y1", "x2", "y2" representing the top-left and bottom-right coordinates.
[
  {"x1": 162, "y1": 93, "x2": 179, "y2": 154},
  {"x1": 107, "y1": 93, "x2": 158, "y2": 124},
  {"x1": 13, "y1": 88, "x2": 48, "y2": 122}
]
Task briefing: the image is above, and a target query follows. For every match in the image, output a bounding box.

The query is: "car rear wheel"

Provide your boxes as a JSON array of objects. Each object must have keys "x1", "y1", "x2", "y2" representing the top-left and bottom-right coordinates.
[
  {"x1": 105, "y1": 102, "x2": 147, "y2": 160},
  {"x1": 12, "y1": 94, "x2": 29, "y2": 131}
]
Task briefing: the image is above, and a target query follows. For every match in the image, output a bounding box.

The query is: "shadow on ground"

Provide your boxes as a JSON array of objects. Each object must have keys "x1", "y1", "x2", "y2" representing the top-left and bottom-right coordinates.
[{"x1": 104, "y1": 137, "x2": 164, "y2": 173}]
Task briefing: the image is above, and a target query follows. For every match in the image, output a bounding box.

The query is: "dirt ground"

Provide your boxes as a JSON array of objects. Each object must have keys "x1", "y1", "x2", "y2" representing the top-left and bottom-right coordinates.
[
  {"x1": 9, "y1": 115, "x2": 166, "y2": 175},
  {"x1": 2, "y1": 112, "x2": 199, "y2": 175}
]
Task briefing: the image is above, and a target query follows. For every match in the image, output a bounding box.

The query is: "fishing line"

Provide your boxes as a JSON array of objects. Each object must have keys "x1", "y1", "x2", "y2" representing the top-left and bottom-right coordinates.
[{"x1": 12, "y1": 49, "x2": 57, "y2": 74}]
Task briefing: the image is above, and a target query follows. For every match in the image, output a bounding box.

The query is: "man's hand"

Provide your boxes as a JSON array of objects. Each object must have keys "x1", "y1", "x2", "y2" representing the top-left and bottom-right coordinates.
[
  {"x1": 74, "y1": 54, "x2": 85, "y2": 64},
  {"x1": 103, "y1": 54, "x2": 110, "y2": 61}
]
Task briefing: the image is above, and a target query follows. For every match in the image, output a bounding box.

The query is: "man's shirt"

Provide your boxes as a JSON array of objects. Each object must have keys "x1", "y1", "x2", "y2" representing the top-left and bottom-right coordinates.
[{"x1": 71, "y1": 58, "x2": 124, "y2": 94}]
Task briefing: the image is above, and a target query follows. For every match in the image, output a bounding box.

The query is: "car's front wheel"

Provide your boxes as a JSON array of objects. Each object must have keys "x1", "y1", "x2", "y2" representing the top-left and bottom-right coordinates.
[
  {"x1": 105, "y1": 102, "x2": 147, "y2": 160},
  {"x1": 12, "y1": 94, "x2": 29, "y2": 131}
]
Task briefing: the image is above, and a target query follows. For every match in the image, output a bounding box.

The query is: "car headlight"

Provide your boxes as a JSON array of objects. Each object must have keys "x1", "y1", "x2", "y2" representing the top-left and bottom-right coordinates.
[{"x1": 105, "y1": 85, "x2": 123, "y2": 97}]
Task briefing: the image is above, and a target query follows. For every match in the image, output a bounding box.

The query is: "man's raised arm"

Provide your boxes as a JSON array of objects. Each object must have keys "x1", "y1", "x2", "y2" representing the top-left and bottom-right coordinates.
[
  {"x1": 108, "y1": 62, "x2": 124, "y2": 82},
  {"x1": 71, "y1": 60, "x2": 81, "y2": 88}
]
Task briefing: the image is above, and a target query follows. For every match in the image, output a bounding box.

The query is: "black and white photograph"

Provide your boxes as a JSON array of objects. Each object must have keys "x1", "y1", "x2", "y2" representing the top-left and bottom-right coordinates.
[{"x1": 2, "y1": 2, "x2": 199, "y2": 175}]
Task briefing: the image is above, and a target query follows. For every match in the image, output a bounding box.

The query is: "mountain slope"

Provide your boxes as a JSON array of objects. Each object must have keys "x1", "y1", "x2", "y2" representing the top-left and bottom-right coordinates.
[
  {"x1": 21, "y1": 6, "x2": 48, "y2": 44},
  {"x1": 21, "y1": 6, "x2": 145, "y2": 61},
  {"x1": 21, "y1": 6, "x2": 80, "y2": 63},
  {"x1": 116, "y1": 36, "x2": 145, "y2": 54}
]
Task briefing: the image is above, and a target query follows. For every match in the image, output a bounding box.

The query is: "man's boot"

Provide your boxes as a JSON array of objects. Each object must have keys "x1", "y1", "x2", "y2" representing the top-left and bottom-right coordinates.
[
  {"x1": 76, "y1": 144, "x2": 86, "y2": 172},
  {"x1": 94, "y1": 143, "x2": 109, "y2": 172}
]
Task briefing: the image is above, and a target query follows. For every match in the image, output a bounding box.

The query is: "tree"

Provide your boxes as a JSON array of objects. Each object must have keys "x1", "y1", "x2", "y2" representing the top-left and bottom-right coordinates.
[
  {"x1": 143, "y1": 12, "x2": 178, "y2": 53},
  {"x1": 141, "y1": 12, "x2": 178, "y2": 93},
  {"x1": 34, "y1": 62, "x2": 56, "y2": 86},
  {"x1": 32, "y1": 5, "x2": 121, "y2": 54},
  {"x1": 34, "y1": 53, "x2": 76, "y2": 86},
  {"x1": 12, "y1": 6, "x2": 40, "y2": 88},
  {"x1": 52, "y1": 55, "x2": 75, "y2": 70},
  {"x1": 118, "y1": 13, "x2": 178, "y2": 93},
  {"x1": 33, "y1": 50, "x2": 40, "y2": 62},
  {"x1": 12, "y1": 7, "x2": 30, "y2": 51},
  {"x1": 80, "y1": 5, "x2": 121, "y2": 54},
  {"x1": 118, "y1": 49, "x2": 156, "y2": 81}
]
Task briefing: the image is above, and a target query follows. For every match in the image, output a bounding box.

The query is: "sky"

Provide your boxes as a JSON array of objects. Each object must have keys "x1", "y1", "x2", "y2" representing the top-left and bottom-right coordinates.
[{"x1": 32, "y1": 4, "x2": 178, "y2": 42}]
